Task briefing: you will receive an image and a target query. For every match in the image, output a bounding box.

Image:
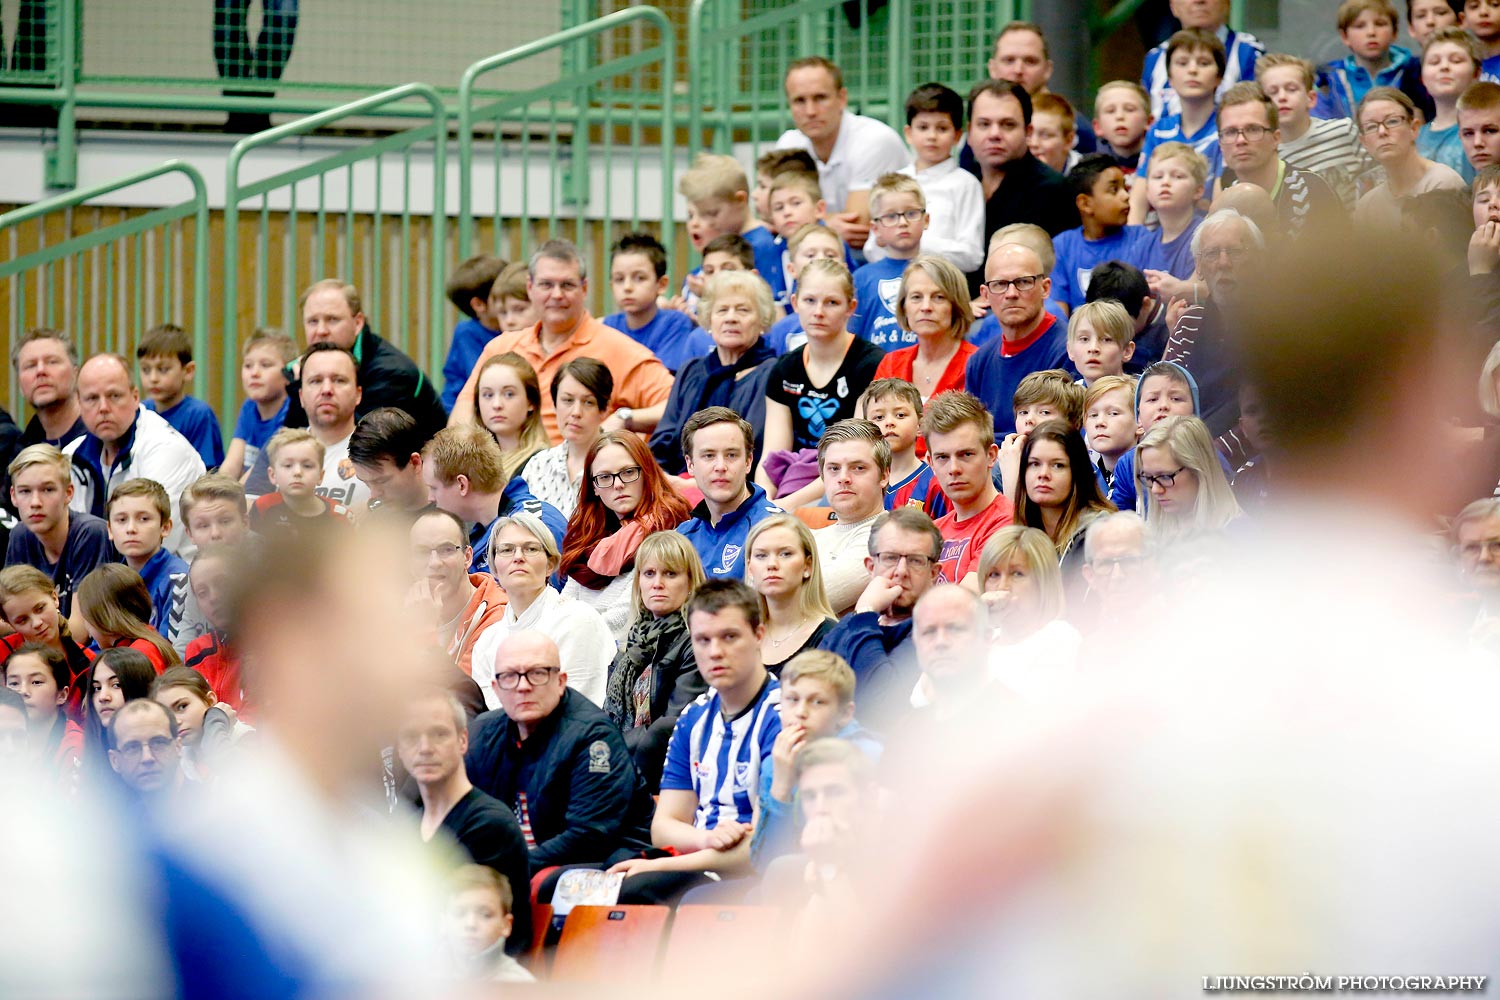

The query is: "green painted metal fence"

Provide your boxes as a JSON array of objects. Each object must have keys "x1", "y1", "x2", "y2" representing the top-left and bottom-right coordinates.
[
  {"x1": 457, "y1": 6, "x2": 677, "y2": 301},
  {"x1": 221, "y1": 83, "x2": 448, "y2": 419},
  {"x1": 686, "y1": 0, "x2": 1013, "y2": 157},
  {"x1": 0, "y1": 160, "x2": 209, "y2": 421}
]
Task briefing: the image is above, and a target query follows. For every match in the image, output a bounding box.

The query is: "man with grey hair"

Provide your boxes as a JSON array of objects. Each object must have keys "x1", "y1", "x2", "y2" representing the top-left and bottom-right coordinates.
[
  {"x1": 397, "y1": 685, "x2": 531, "y2": 954},
  {"x1": 451, "y1": 239, "x2": 674, "y2": 442},
  {"x1": 285, "y1": 277, "x2": 447, "y2": 440},
  {"x1": 1080, "y1": 510, "x2": 1155, "y2": 629},
  {"x1": 909, "y1": 584, "x2": 997, "y2": 722},
  {"x1": 1162, "y1": 208, "x2": 1265, "y2": 435},
  {"x1": 1454, "y1": 498, "x2": 1500, "y2": 654}
]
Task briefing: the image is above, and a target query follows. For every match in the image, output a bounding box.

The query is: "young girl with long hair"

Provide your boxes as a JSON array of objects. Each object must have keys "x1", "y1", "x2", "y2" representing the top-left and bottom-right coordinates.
[
  {"x1": 0, "y1": 564, "x2": 95, "y2": 718},
  {"x1": 744, "y1": 514, "x2": 838, "y2": 675},
  {"x1": 470, "y1": 351, "x2": 550, "y2": 481},
  {"x1": 75, "y1": 564, "x2": 180, "y2": 673},
  {"x1": 1136, "y1": 414, "x2": 1244, "y2": 544},
  {"x1": 1014, "y1": 419, "x2": 1118, "y2": 584}
]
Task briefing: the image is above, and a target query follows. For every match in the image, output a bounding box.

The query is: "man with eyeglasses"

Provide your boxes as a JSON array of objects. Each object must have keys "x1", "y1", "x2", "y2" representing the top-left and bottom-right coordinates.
[
  {"x1": 1353, "y1": 86, "x2": 1467, "y2": 231},
  {"x1": 108, "y1": 699, "x2": 185, "y2": 799},
  {"x1": 408, "y1": 508, "x2": 506, "y2": 679},
  {"x1": 1212, "y1": 83, "x2": 1342, "y2": 242},
  {"x1": 1162, "y1": 209, "x2": 1265, "y2": 436},
  {"x1": 964, "y1": 241, "x2": 1071, "y2": 438},
  {"x1": 285, "y1": 278, "x2": 448, "y2": 441},
  {"x1": 62, "y1": 353, "x2": 205, "y2": 554},
  {"x1": 1453, "y1": 499, "x2": 1500, "y2": 652},
  {"x1": 1079, "y1": 511, "x2": 1156, "y2": 632},
  {"x1": 464, "y1": 629, "x2": 654, "y2": 874},
  {"x1": 397, "y1": 687, "x2": 532, "y2": 955},
  {"x1": 820, "y1": 507, "x2": 944, "y2": 716},
  {"x1": 452, "y1": 240, "x2": 675, "y2": 443}
]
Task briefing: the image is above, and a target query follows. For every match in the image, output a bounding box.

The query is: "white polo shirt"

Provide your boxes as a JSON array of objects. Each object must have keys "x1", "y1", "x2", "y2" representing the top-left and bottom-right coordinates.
[{"x1": 775, "y1": 109, "x2": 910, "y2": 211}]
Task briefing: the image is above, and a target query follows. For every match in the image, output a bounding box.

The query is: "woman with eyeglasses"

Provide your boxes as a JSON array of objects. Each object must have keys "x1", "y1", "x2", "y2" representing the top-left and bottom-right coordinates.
[
  {"x1": 744, "y1": 515, "x2": 838, "y2": 675},
  {"x1": 1013, "y1": 420, "x2": 1118, "y2": 591},
  {"x1": 470, "y1": 512, "x2": 615, "y2": 709},
  {"x1": 519, "y1": 358, "x2": 613, "y2": 519},
  {"x1": 977, "y1": 526, "x2": 1081, "y2": 702},
  {"x1": 1353, "y1": 86, "x2": 1467, "y2": 231},
  {"x1": 1136, "y1": 414, "x2": 1243, "y2": 545},
  {"x1": 602, "y1": 531, "x2": 709, "y2": 792},
  {"x1": 872, "y1": 255, "x2": 977, "y2": 406},
  {"x1": 558, "y1": 432, "x2": 693, "y2": 642}
]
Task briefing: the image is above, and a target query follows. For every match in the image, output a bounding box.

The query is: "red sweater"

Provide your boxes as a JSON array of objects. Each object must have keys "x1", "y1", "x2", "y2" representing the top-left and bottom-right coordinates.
[{"x1": 185, "y1": 631, "x2": 247, "y2": 717}]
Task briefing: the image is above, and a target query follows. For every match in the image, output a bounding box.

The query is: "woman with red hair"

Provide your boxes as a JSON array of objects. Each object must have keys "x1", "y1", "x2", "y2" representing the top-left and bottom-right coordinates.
[{"x1": 559, "y1": 431, "x2": 692, "y2": 640}]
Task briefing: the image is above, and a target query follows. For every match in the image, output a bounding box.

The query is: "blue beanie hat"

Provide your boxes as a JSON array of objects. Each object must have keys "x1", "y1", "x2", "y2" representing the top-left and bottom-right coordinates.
[{"x1": 1134, "y1": 361, "x2": 1201, "y2": 416}]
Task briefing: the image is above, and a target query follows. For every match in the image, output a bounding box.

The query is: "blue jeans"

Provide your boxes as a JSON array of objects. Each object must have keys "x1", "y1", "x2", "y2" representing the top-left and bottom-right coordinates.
[{"x1": 213, "y1": 0, "x2": 298, "y2": 84}]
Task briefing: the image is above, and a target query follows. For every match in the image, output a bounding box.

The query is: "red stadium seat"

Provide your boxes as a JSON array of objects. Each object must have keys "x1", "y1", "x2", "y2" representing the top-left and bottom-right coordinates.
[
  {"x1": 551, "y1": 904, "x2": 670, "y2": 983},
  {"x1": 660, "y1": 905, "x2": 781, "y2": 980},
  {"x1": 524, "y1": 902, "x2": 552, "y2": 976}
]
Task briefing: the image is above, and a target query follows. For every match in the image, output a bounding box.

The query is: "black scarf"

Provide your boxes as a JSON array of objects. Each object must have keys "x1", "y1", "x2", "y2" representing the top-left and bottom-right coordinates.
[{"x1": 604, "y1": 610, "x2": 687, "y2": 729}]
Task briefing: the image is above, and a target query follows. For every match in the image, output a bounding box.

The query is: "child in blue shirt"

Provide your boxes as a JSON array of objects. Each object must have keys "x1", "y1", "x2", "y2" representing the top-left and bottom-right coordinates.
[
  {"x1": 222, "y1": 328, "x2": 294, "y2": 482},
  {"x1": 766, "y1": 223, "x2": 848, "y2": 354},
  {"x1": 859, "y1": 378, "x2": 949, "y2": 519},
  {"x1": 1130, "y1": 28, "x2": 1226, "y2": 224},
  {"x1": 604, "y1": 232, "x2": 712, "y2": 373},
  {"x1": 440, "y1": 254, "x2": 506, "y2": 411},
  {"x1": 137, "y1": 324, "x2": 223, "y2": 470},
  {"x1": 1318, "y1": 0, "x2": 1433, "y2": 120},
  {"x1": 104, "y1": 478, "x2": 189, "y2": 646},
  {"x1": 678, "y1": 152, "x2": 786, "y2": 316},
  {"x1": 1051, "y1": 155, "x2": 1156, "y2": 311},
  {"x1": 851, "y1": 173, "x2": 928, "y2": 350}
]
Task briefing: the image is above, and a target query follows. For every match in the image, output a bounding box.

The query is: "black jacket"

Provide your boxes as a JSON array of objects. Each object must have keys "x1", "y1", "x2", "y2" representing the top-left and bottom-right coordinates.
[
  {"x1": 464, "y1": 690, "x2": 654, "y2": 872},
  {"x1": 284, "y1": 326, "x2": 448, "y2": 438},
  {"x1": 970, "y1": 150, "x2": 1080, "y2": 251}
]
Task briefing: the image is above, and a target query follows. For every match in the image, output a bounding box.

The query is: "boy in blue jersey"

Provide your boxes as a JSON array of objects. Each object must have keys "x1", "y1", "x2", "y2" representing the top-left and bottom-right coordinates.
[
  {"x1": 1052, "y1": 156, "x2": 1156, "y2": 311},
  {"x1": 1129, "y1": 28, "x2": 1227, "y2": 224},
  {"x1": 1066, "y1": 299, "x2": 1138, "y2": 386},
  {"x1": 222, "y1": 328, "x2": 293, "y2": 481},
  {"x1": 105, "y1": 478, "x2": 189, "y2": 645},
  {"x1": 1141, "y1": 0, "x2": 1262, "y2": 120},
  {"x1": 604, "y1": 232, "x2": 712, "y2": 374},
  {"x1": 677, "y1": 153, "x2": 786, "y2": 314},
  {"x1": 1319, "y1": 0, "x2": 1431, "y2": 120},
  {"x1": 860, "y1": 378, "x2": 949, "y2": 519},
  {"x1": 606, "y1": 579, "x2": 781, "y2": 901},
  {"x1": 440, "y1": 254, "x2": 506, "y2": 410},
  {"x1": 137, "y1": 324, "x2": 224, "y2": 470},
  {"x1": 851, "y1": 174, "x2": 928, "y2": 350},
  {"x1": 753, "y1": 650, "x2": 880, "y2": 868},
  {"x1": 1470, "y1": 0, "x2": 1500, "y2": 80}
]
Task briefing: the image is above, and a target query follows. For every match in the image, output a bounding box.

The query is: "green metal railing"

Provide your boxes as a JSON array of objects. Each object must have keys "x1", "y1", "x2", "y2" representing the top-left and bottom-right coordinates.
[
  {"x1": 457, "y1": 6, "x2": 676, "y2": 292},
  {"x1": 222, "y1": 83, "x2": 448, "y2": 418},
  {"x1": 0, "y1": 160, "x2": 209, "y2": 420},
  {"x1": 686, "y1": 0, "x2": 1011, "y2": 157}
]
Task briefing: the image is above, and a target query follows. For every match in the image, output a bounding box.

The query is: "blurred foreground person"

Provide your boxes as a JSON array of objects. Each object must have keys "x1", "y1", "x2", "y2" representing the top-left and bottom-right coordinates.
[
  {"x1": 716, "y1": 231, "x2": 1500, "y2": 999},
  {"x1": 148, "y1": 524, "x2": 452, "y2": 997}
]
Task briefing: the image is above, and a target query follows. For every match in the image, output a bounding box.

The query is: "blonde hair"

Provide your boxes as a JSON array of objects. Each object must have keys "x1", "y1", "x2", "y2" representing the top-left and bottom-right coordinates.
[
  {"x1": 781, "y1": 649, "x2": 855, "y2": 705},
  {"x1": 744, "y1": 514, "x2": 836, "y2": 623},
  {"x1": 1013, "y1": 369, "x2": 1086, "y2": 428},
  {"x1": 1256, "y1": 53, "x2": 1316, "y2": 91},
  {"x1": 1084, "y1": 374, "x2": 1139, "y2": 410},
  {"x1": 451, "y1": 864, "x2": 514, "y2": 917},
  {"x1": 0, "y1": 565, "x2": 61, "y2": 626},
  {"x1": 486, "y1": 511, "x2": 561, "y2": 575},
  {"x1": 787, "y1": 222, "x2": 843, "y2": 258},
  {"x1": 1032, "y1": 92, "x2": 1077, "y2": 132},
  {"x1": 796, "y1": 257, "x2": 855, "y2": 302},
  {"x1": 1149, "y1": 141, "x2": 1211, "y2": 186},
  {"x1": 425, "y1": 425, "x2": 507, "y2": 494},
  {"x1": 988, "y1": 223, "x2": 1056, "y2": 274},
  {"x1": 179, "y1": 473, "x2": 247, "y2": 522},
  {"x1": 977, "y1": 525, "x2": 1066, "y2": 625},
  {"x1": 868, "y1": 172, "x2": 925, "y2": 219},
  {"x1": 921, "y1": 389, "x2": 994, "y2": 443},
  {"x1": 1068, "y1": 299, "x2": 1136, "y2": 349},
  {"x1": 630, "y1": 531, "x2": 707, "y2": 620},
  {"x1": 1094, "y1": 80, "x2": 1150, "y2": 115},
  {"x1": 769, "y1": 171, "x2": 822, "y2": 202},
  {"x1": 700, "y1": 271, "x2": 778, "y2": 332},
  {"x1": 1136, "y1": 415, "x2": 1243, "y2": 543},
  {"x1": 472, "y1": 352, "x2": 549, "y2": 480},
  {"x1": 7, "y1": 443, "x2": 70, "y2": 485},
  {"x1": 894, "y1": 255, "x2": 973, "y2": 342},
  {"x1": 1422, "y1": 25, "x2": 1482, "y2": 67},
  {"x1": 264, "y1": 427, "x2": 323, "y2": 467},
  {"x1": 679, "y1": 152, "x2": 750, "y2": 205}
]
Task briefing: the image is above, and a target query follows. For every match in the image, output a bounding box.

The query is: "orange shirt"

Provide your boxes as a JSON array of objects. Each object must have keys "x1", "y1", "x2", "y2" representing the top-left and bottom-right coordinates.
[{"x1": 452, "y1": 312, "x2": 675, "y2": 443}]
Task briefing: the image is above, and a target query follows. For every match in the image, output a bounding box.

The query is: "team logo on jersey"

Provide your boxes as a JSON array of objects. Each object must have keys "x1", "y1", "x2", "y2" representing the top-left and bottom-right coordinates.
[
  {"x1": 734, "y1": 760, "x2": 751, "y2": 790},
  {"x1": 588, "y1": 740, "x2": 611, "y2": 774},
  {"x1": 338, "y1": 456, "x2": 357, "y2": 481},
  {"x1": 720, "y1": 544, "x2": 742, "y2": 573},
  {"x1": 878, "y1": 276, "x2": 901, "y2": 315},
  {"x1": 836, "y1": 376, "x2": 849, "y2": 399}
]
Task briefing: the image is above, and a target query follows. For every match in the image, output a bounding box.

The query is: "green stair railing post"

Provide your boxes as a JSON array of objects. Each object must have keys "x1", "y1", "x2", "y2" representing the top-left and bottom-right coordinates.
[
  {"x1": 0, "y1": 160, "x2": 209, "y2": 416},
  {"x1": 457, "y1": 7, "x2": 676, "y2": 277},
  {"x1": 224, "y1": 83, "x2": 449, "y2": 411},
  {"x1": 45, "y1": 0, "x2": 78, "y2": 189}
]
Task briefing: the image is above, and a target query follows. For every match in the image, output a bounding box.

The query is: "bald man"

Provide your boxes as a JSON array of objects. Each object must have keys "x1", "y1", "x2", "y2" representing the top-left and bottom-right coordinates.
[
  {"x1": 62, "y1": 353, "x2": 205, "y2": 553},
  {"x1": 464, "y1": 630, "x2": 654, "y2": 872}
]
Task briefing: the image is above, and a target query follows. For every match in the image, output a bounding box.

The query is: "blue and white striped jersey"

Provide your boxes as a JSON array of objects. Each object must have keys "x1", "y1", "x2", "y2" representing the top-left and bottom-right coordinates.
[
  {"x1": 1142, "y1": 26, "x2": 1264, "y2": 120},
  {"x1": 661, "y1": 675, "x2": 782, "y2": 830}
]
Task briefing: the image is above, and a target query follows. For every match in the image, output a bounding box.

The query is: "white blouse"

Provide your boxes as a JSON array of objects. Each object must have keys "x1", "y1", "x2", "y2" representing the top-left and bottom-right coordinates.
[
  {"x1": 470, "y1": 587, "x2": 616, "y2": 709},
  {"x1": 519, "y1": 443, "x2": 581, "y2": 519},
  {"x1": 560, "y1": 570, "x2": 637, "y2": 645}
]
